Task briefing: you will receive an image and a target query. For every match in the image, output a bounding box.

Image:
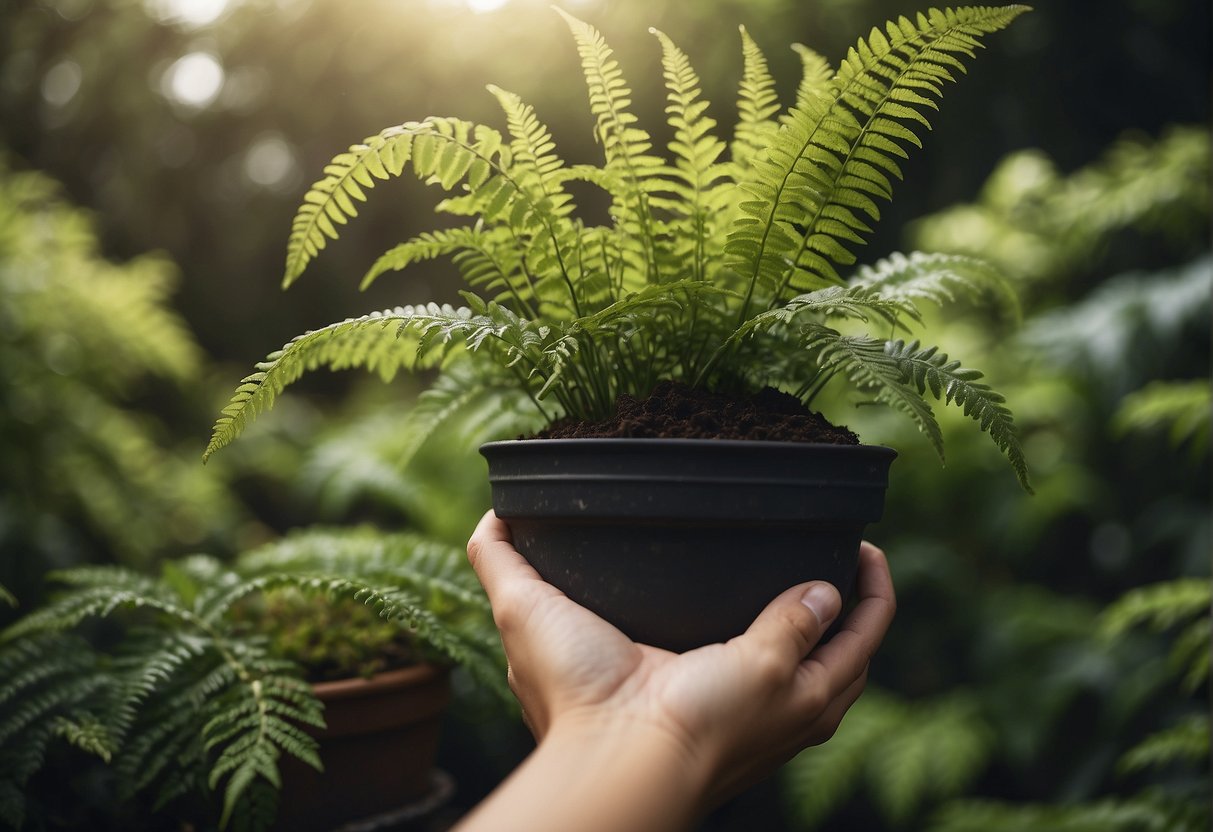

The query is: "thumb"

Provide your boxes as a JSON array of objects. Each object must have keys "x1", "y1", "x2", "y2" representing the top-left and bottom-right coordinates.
[{"x1": 738, "y1": 582, "x2": 842, "y2": 667}]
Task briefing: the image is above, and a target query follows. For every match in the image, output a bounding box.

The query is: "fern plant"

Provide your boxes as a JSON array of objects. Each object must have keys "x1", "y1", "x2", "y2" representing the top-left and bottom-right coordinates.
[
  {"x1": 0, "y1": 530, "x2": 506, "y2": 831},
  {"x1": 205, "y1": 7, "x2": 1032, "y2": 490},
  {"x1": 923, "y1": 578, "x2": 1211, "y2": 832}
]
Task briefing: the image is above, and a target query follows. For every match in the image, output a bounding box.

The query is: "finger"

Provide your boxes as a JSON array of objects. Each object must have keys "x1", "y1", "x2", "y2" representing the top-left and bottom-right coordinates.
[
  {"x1": 738, "y1": 581, "x2": 842, "y2": 673},
  {"x1": 466, "y1": 510, "x2": 547, "y2": 601},
  {"x1": 800, "y1": 543, "x2": 895, "y2": 698},
  {"x1": 796, "y1": 664, "x2": 868, "y2": 748}
]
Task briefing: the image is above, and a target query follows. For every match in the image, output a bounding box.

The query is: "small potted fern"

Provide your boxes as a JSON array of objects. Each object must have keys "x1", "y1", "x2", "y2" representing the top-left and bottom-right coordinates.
[
  {"x1": 207, "y1": 7, "x2": 1033, "y2": 650},
  {"x1": 0, "y1": 529, "x2": 507, "y2": 831}
]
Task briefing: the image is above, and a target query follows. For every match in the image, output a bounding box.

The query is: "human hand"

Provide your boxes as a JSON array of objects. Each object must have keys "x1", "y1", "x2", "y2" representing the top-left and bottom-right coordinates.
[{"x1": 466, "y1": 511, "x2": 896, "y2": 806}]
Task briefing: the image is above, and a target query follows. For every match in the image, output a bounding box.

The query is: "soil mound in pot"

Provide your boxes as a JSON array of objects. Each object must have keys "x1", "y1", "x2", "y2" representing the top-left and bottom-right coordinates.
[{"x1": 533, "y1": 380, "x2": 859, "y2": 444}]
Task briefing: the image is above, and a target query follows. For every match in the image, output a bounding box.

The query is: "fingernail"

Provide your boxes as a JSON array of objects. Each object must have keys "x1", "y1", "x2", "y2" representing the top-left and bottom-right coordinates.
[{"x1": 800, "y1": 583, "x2": 841, "y2": 625}]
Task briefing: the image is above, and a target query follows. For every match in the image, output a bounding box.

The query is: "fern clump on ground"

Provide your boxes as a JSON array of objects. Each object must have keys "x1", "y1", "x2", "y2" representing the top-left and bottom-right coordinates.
[{"x1": 206, "y1": 6, "x2": 1033, "y2": 488}]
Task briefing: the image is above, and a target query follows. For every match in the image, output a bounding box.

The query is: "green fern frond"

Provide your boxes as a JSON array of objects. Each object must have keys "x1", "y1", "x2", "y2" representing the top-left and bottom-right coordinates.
[
  {"x1": 784, "y1": 691, "x2": 903, "y2": 827},
  {"x1": 0, "y1": 634, "x2": 102, "y2": 750},
  {"x1": 651, "y1": 28, "x2": 728, "y2": 285},
  {"x1": 850, "y1": 251, "x2": 1021, "y2": 323},
  {"x1": 0, "y1": 581, "x2": 185, "y2": 643},
  {"x1": 362, "y1": 225, "x2": 501, "y2": 290},
  {"x1": 1113, "y1": 380, "x2": 1211, "y2": 453},
  {"x1": 732, "y1": 26, "x2": 782, "y2": 172},
  {"x1": 791, "y1": 43, "x2": 833, "y2": 112},
  {"x1": 1100, "y1": 578, "x2": 1211, "y2": 639},
  {"x1": 729, "y1": 5, "x2": 1029, "y2": 311},
  {"x1": 52, "y1": 714, "x2": 115, "y2": 763},
  {"x1": 930, "y1": 794, "x2": 1209, "y2": 832},
  {"x1": 0, "y1": 584, "x2": 14, "y2": 608},
  {"x1": 1118, "y1": 714, "x2": 1211, "y2": 775},
  {"x1": 804, "y1": 325, "x2": 944, "y2": 454},
  {"x1": 785, "y1": 690, "x2": 993, "y2": 829},
  {"x1": 284, "y1": 125, "x2": 421, "y2": 287},
  {"x1": 737, "y1": 285, "x2": 920, "y2": 341},
  {"x1": 867, "y1": 696, "x2": 993, "y2": 826},
  {"x1": 236, "y1": 527, "x2": 488, "y2": 612},
  {"x1": 885, "y1": 338, "x2": 1032, "y2": 491},
  {"x1": 284, "y1": 118, "x2": 514, "y2": 287},
  {"x1": 204, "y1": 305, "x2": 480, "y2": 461},
  {"x1": 558, "y1": 9, "x2": 663, "y2": 285}
]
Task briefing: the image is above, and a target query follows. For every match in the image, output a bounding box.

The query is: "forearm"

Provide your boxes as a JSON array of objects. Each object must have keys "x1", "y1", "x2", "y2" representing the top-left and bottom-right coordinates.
[{"x1": 455, "y1": 716, "x2": 713, "y2": 832}]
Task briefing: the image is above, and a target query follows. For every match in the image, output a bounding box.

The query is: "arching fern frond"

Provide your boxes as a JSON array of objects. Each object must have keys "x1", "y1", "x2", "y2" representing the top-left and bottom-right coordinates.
[
  {"x1": 802, "y1": 325, "x2": 944, "y2": 453},
  {"x1": 1118, "y1": 714, "x2": 1210, "y2": 776},
  {"x1": 1099, "y1": 578, "x2": 1211, "y2": 639},
  {"x1": 285, "y1": 116, "x2": 581, "y2": 310},
  {"x1": 284, "y1": 120, "x2": 494, "y2": 287},
  {"x1": 204, "y1": 305, "x2": 488, "y2": 461},
  {"x1": 735, "y1": 285, "x2": 920, "y2": 341},
  {"x1": 785, "y1": 690, "x2": 993, "y2": 829},
  {"x1": 729, "y1": 6, "x2": 1030, "y2": 311},
  {"x1": 849, "y1": 251, "x2": 1021, "y2": 323},
  {"x1": 884, "y1": 338, "x2": 1031, "y2": 491},
  {"x1": 363, "y1": 224, "x2": 497, "y2": 288},
  {"x1": 1113, "y1": 380, "x2": 1211, "y2": 454}
]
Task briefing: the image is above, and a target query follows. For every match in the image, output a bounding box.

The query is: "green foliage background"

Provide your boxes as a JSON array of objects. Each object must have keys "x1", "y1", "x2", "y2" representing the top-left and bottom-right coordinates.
[{"x1": 0, "y1": 0, "x2": 1207, "y2": 829}]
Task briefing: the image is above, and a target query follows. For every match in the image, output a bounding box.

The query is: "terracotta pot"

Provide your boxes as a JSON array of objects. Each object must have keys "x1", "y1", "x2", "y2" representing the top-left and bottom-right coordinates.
[
  {"x1": 275, "y1": 664, "x2": 452, "y2": 831},
  {"x1": 482, "y1": 438, "x2": 895, "y2": 652}
]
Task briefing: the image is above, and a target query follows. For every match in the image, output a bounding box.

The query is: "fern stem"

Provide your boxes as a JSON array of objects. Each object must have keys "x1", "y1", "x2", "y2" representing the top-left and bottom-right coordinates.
[
  {"x1": 502, "y1": 226, "x2": 543, "y2": 319},
  {"x1": 508, "y1": 363, "x2": 552, "y2": 422},
  {"x1": 798, "y1": 368, "x2": 837, "y2": 406}
]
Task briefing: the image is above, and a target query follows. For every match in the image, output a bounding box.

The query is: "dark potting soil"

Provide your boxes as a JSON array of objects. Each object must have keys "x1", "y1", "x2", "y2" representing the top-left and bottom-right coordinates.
[{"x1": 532, "y1": 380, "x2": 860, "y2": 444}]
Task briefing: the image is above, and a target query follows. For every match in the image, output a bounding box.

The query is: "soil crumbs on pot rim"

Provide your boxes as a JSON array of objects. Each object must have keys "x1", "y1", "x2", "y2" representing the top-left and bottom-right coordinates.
[{"x1": 533, "y1": 381, "x2": 860, "y2": 444}]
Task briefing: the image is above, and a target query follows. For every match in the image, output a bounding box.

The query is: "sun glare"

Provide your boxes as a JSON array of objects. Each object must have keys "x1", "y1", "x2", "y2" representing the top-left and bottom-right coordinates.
[
  {"x1": 465, "y1": 0, "x2": 510, "y2": 13},
  {"x1": 162, "y1": 52, "x2": 225, "y2": 109}
]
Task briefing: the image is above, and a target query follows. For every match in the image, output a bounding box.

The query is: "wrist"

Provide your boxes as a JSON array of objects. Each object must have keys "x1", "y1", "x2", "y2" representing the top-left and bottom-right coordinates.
[{"x1": 543, "y1": 711, "x2": 716, "y2": 808}]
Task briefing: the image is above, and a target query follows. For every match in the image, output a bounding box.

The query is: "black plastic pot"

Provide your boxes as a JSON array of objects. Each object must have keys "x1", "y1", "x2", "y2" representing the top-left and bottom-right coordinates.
[{"x1": 480, "y1": 439, "x2": 895, "y2": 652}]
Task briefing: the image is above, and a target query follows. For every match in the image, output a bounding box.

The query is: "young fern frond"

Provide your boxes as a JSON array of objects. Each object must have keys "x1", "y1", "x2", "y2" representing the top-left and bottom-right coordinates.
[
  {"x1": 884, "y1": 339, "x2": 1031, "y2": 491},
  {"x1": 558, "y1": 9, "x2": 663, "y2": 286},
  {"x1": 651, "y1": 28, "x2": 728, "y2": 285},
  {"x1": 729, "y1": 6, "x2": 1030, "y2": 313},
  {"x1": 732, "y1": 26, "x2": 782, "y2": 173},
  {"x1": 791, "y1": 43, "x2": 834, "y2": 112}
]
